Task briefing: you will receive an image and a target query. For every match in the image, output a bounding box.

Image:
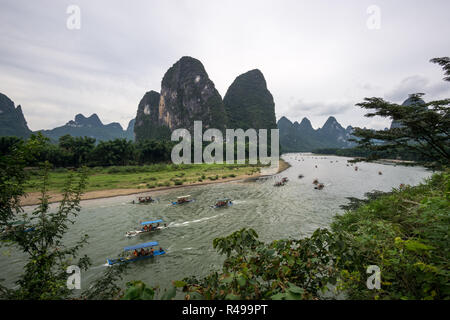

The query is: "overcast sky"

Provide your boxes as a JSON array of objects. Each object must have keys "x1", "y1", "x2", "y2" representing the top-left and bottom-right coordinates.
[{"x1": 1, "y1": 0, "x2": 449, "y2": 131}]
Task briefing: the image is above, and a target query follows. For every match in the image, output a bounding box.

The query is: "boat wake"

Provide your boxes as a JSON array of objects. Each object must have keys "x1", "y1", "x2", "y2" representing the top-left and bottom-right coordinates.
[
  {"x1": 125, "y1": 226, "x2": 167, "y2": 238},
  {"x1": 168, "y1": 214, "x2": 220, "y2": 227}
]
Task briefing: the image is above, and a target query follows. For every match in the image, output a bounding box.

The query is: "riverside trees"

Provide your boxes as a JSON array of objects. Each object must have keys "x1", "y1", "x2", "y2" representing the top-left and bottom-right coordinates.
[
  {"x1": 0, "y1": 138, "x2": 127, "y2": 299},
  {"x1": 350, "y1": 57, "x2": 450, "y2": 168}
]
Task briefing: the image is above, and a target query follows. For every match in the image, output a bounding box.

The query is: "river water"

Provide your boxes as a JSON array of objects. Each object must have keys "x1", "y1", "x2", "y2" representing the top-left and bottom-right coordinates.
[{"x1": 0, "y1": 153, "x2": 433, "y2": 295}]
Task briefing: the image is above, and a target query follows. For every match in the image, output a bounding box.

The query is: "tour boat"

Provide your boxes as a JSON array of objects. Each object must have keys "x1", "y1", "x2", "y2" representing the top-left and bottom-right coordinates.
[
  {"x1": 171, "y1": 195, "x2": 195, "y2": 205},
  {"x1": 134, "y1": 196, "x2": 156, "y2": 204},
  {"x1": 107, "y1": 241, "x2": 165, "y2": 266},
  {"x1": 211, "y1": 198, "x2": 233, "y2": 208},
  {"x1": 125, "y1": 219, "x2": 166, "y2": 237}
]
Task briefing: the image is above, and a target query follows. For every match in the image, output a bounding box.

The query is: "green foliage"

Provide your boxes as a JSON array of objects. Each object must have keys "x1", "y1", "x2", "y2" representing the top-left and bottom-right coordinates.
[
  {"x1": 313, "y1": 146, "x2": 430, "y2": 163},
  {"x1": 59, "y1": 134, "x2": 96, "y2": 167},
  {"x1": 0, "y1": 137, "x2": 128, "y2": 299},
  {"x1": 121, "y1": 280, "x2": 179, "y2": 300},
  {"x1": 351, "y1": 58, "x2": 450, "y2": 168},
  {"x1": 90, "y1": 139, "x2": 134, "y2": 166},
  {"x1": 430, "y1": 57, "x2": 450, "y2": 82},
  {"x1": 331, "y1": 171, "x2": 450, "y2": 299},
  {"x1": 174, "y1": 179, "x2": 183, "y2": 185},
  {"x1": 122, "y1": 281, "x2": 155, "y2": 300},
  {"x1": 0, "y1": 137, "x2": 28, "y2": 227},
  {"x1": 179, "y1": 228, "x2": 336, "y2": 300},
  {"x1": 0, "y1": 163, "x2": 91, "y2": 299}
]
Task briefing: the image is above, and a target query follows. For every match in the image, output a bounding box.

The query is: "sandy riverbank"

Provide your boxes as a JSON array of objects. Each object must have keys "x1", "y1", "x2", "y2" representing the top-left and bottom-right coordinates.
[{"x1": 20, "y1": 159, "x2": 290, "y2": 207}]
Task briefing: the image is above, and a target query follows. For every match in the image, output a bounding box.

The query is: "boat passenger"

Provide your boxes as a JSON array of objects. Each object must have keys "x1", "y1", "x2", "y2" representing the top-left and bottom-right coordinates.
[
  {"x1": 140, "y1": 248, "x2": 146, "y2": 256},
  {"x1": 133, "y1": 250, "x2": 139, "y2": 257},
  {"x1": 159, "y1": 247, "x2": 164, "y2": 253},
  {"x1": 149, "y1": 248, "x2": 154, "y2": 256}
]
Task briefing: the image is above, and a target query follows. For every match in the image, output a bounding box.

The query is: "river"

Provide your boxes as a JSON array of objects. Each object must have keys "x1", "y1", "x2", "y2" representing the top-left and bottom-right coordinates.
[{"x1": 0, "y1": 153, "x2": 433, "y2": 295}]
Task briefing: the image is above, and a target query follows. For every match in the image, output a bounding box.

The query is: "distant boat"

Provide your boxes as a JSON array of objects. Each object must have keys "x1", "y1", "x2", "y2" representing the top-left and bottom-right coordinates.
[
  {"x1": 107, "y1": 241, "x2": 165, "y2": 266},
  {"x1": 211, "y1": 198, "x2": 233, "y2": 208},
  {"x1": 315, "y1": 183, "x2": 325, "y2": 190},
  {"x1": 134, "y1": 196, "x2": 156, "y2": 204},
  {"x1": 171, "y1": 195, "x2": 195, "y2": 205},
  {"x1": 274, "y1": 178, "x2": 288, "y2": 187}
]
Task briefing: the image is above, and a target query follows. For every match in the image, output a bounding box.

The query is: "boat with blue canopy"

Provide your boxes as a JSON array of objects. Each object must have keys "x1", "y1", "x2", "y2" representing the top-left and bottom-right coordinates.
[
  {"x1": 107, "y1": 241, "x2": 165, "y2": 266},
  {"x1": 126, "y1": 219, "x2": 167, "y2": 237},
  {"x1": 1, "y1": 220, "x2": 34, "y2": 238}
]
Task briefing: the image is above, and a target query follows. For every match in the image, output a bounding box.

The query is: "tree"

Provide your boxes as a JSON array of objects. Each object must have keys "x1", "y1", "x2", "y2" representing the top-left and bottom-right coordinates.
[
  {"x1": 430, "y1": 57, "x2": 450, "y2": 82},
  {"x1": 0, "y1": 136, "x2": 23, "y2": 156},
  {"x1": 350, "y1": 58, "x2": 450, "y2": 167},
  {"x1": 0, "y1": 139, "x2": 127, "y2": 299},
  {"x1": 58, "y1": 135, "x2": 96, "y2": 167},
  {"x1": 135, "y1": 139, "x2": 173, "y2": 164},
  {"x1": 0, "y1": 164, "x2": 91, "y2": 299},
  {"x1": 90, "y1": 139, "x2": 135, "y2": 166},
  {"x1": 178, "y1": 228, "x2": 337, "y2": 300}
]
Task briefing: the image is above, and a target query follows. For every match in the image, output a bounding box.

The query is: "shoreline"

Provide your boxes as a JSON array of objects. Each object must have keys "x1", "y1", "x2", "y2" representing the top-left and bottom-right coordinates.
[{"x1": 20, "y1": 159, "x2": 290, "y2": 207}]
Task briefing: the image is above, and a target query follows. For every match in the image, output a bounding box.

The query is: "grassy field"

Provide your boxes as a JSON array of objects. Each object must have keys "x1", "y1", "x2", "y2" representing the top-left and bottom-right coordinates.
[{"x1": 24, "y1": 163, "x2": 264, "y2": 193}]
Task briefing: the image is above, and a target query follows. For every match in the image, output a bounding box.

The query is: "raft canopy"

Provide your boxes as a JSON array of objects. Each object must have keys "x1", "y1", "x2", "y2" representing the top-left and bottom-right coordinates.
[
  {"x1": 140, "y1": 219, "x2": 163, "y2": 226},
  {"x1": 177, "y1": 195, "x2": 191, "y2": 199},
  {"x1": 124, "y1": 241, "x2": 159, "y2": 251},
  {"x1": 216, "y1": 198, "x2": 231, "y2": 202}
]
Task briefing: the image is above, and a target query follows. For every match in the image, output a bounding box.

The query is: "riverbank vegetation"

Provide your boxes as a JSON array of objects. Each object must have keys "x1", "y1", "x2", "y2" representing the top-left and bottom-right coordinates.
[
  {"x1": 23, "y1": 163, "x2": 262, "y2": 193},
  {"x1": 312, "y1": 146, "x2": 431, "y2": 164}
]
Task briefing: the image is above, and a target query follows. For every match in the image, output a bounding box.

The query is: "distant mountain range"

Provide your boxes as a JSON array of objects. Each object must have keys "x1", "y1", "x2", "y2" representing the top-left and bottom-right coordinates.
[
  {"x1": 0, "y1": 93, "x2": 134, "y2": 142},
  {"x1": 39, "y1": 113, "x2": 135, "y2": 142},
  {"x1": 0, "y1": 56, "x2": 417, "y2": 150},
  {"x1": 278, "y1": 116, "x2": 356, "y2": 152}
]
